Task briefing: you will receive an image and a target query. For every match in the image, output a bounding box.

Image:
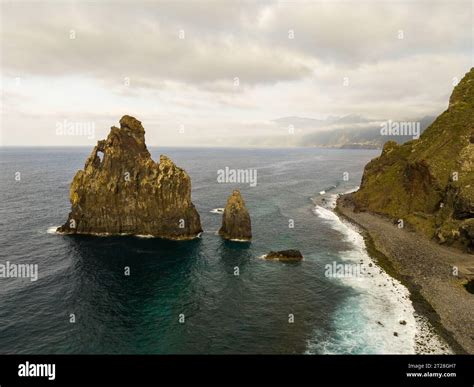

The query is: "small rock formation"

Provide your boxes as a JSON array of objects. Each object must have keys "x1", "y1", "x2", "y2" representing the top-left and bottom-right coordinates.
[
  {"x1": 218, "y1": 190, "x2": 252, "y2": 241},
  {"x1": 265, "y1": 250, "x2": 303, "y2": 261},
  {"x1": 57, "y1": 115, "x2": 202, "y2": 239},
  {"x1": 352, "y1": 67, "x2": 474, "y2": 252}
]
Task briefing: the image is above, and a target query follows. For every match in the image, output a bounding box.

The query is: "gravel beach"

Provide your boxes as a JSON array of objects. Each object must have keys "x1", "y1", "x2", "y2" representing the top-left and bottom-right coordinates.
[{"x1": 336, "y1": 194, "x2": 474, "y2": 354}]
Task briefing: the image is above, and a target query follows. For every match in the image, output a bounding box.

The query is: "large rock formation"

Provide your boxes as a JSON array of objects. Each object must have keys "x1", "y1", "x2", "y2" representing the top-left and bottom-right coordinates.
[
  {"x1": 218, "y1": 190, "x2": 252, "y2": 241},
  {"x1": 352, "y1": 68, "x2": 474, "y2": 251},
  {"x1": 57, "y1": 115, "x2": 202, "y2": 239}
]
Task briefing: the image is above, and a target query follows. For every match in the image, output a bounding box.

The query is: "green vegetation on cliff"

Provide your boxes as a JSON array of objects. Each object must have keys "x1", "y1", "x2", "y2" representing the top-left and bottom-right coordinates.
[{"x1": 353, "y1": 68, "x2": 474, "y2": 251}]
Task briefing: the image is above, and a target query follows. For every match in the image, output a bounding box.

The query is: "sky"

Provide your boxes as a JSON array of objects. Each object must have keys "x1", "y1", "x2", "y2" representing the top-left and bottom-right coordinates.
[{"x1": 1, "y1": 0, "x2": 472, "y2": 146}]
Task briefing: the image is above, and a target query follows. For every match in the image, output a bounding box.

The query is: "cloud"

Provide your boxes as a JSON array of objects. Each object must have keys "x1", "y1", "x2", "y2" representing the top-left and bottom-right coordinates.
[
  {"x1": 1, "y1": 1, "x2": 312, "y2": 86},
  {"x1": 256, "y1": 1, "x2": 471, "y2": 63},
  {"x1": 0, "y1": 0, "x2": 471, "y2": 146}
]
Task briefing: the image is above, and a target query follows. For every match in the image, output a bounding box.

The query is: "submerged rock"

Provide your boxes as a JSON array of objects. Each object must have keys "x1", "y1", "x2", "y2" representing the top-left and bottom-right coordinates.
[
  {"x1": 57, "y1": 115, "x2": 202, "y2": 239},
  {"x1": 218, "y1": 190, "x2": 252, "y2": 241},
  {"x1": 265, "y1": 250, "x2": 303, "y2": 261}
]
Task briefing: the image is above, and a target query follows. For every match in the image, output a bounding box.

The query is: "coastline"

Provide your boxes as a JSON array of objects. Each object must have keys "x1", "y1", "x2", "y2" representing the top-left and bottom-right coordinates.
[{"x1": 335, "y1": 193, "x2": 474, "y2": 354}]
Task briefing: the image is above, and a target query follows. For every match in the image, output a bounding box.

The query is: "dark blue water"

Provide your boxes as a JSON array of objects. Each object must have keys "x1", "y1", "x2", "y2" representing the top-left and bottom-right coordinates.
[{"x1": 0, "y1": 147, "x2": 391, "y2": 354}]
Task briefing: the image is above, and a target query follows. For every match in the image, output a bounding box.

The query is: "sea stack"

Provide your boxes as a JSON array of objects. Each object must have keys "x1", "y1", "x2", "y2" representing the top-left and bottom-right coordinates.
[
  {"x1": 57, "y1": 115, "x2": 202, "y2": 240},
  {"x1": 218, "y1": 190, "x2": 252, "y2": 241}
]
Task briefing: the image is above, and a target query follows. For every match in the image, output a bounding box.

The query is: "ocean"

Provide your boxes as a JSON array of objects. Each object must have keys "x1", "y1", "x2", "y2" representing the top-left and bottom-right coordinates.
[{"x1": 0, "y1": 147, "x2": 450, "y2": 354}]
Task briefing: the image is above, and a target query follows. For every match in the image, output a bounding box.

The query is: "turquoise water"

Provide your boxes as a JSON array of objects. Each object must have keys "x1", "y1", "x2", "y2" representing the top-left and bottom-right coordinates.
[{"x1": 2, "y1": 146, "x2": 421, "y2": 354}]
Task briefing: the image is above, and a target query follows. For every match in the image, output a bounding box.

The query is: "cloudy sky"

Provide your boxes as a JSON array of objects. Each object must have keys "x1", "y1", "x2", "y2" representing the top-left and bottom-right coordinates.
[{"x1": 1, "y1": 0, "x2": 472, "y2": 146}]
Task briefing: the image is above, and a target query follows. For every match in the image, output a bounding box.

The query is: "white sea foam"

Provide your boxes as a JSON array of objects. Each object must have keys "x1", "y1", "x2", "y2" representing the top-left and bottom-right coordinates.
[
  {"x1": 212, "y1": 230, "x2": 249, "y2": 242},
  {"x1": 307, "y1": 190, "x2": 451, "y2": 354},
  {"x1": 47, "y1": 226, "x2": 60, "y2": 234}
]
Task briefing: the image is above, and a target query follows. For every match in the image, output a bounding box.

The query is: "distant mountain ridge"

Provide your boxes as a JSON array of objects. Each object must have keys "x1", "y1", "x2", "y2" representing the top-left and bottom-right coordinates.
[{"x1": 273, "y1": 115, "x2": 435, "y2": 149}]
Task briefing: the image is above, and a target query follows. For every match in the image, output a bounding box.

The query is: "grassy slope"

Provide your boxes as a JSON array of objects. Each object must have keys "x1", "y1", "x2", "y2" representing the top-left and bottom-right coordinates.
[{"x1": 353, "y1": 68, "x2": 474, "y2": 250}]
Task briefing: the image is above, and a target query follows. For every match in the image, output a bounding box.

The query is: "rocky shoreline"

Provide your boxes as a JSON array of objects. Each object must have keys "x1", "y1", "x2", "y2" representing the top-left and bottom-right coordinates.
[{"x1": 336, "y1": 193, "x2": 474, "y2": 354}]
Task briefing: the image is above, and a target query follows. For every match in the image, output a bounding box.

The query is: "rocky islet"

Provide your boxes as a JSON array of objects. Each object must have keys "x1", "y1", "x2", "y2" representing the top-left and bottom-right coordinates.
[
  {"x1": 264, "y1": 250, "x2": 304, "y2": 262},
  {"x1": 57, "y1": 115, "x2": 202, "y2": 240},
  {"x1": 218, "y1": 189, "x2": 252, "y2": 241},
  {"x1": 58, "y1": 116, "x2": 255, "y2": 243}
]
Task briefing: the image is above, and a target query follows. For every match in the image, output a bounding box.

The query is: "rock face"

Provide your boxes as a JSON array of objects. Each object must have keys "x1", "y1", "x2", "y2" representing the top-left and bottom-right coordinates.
[
  {"x1": 265, "y1": 250, "x2": 303, "y2": 261},
  {"x1": 57, "y1": 115, "x2": 202, "y2": 239},
  {"x1": 352, "y1": 68, "x2": 474, "y2": 251},
  {"x1": 218, "y1": 190, "x2": 252, "y2": 241}
]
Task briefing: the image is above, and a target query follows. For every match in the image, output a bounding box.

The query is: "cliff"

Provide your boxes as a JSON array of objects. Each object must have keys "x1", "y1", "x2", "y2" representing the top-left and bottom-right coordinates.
[
  {"x1": 57, "y1": 115, "x2": 202, "y2": 239},
  {"x1": 218, "y1": 190, "x2": 252, "y2": 241},
  {"x1": 352, "y1": 68, "x2": 474, "y2": 251}
]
